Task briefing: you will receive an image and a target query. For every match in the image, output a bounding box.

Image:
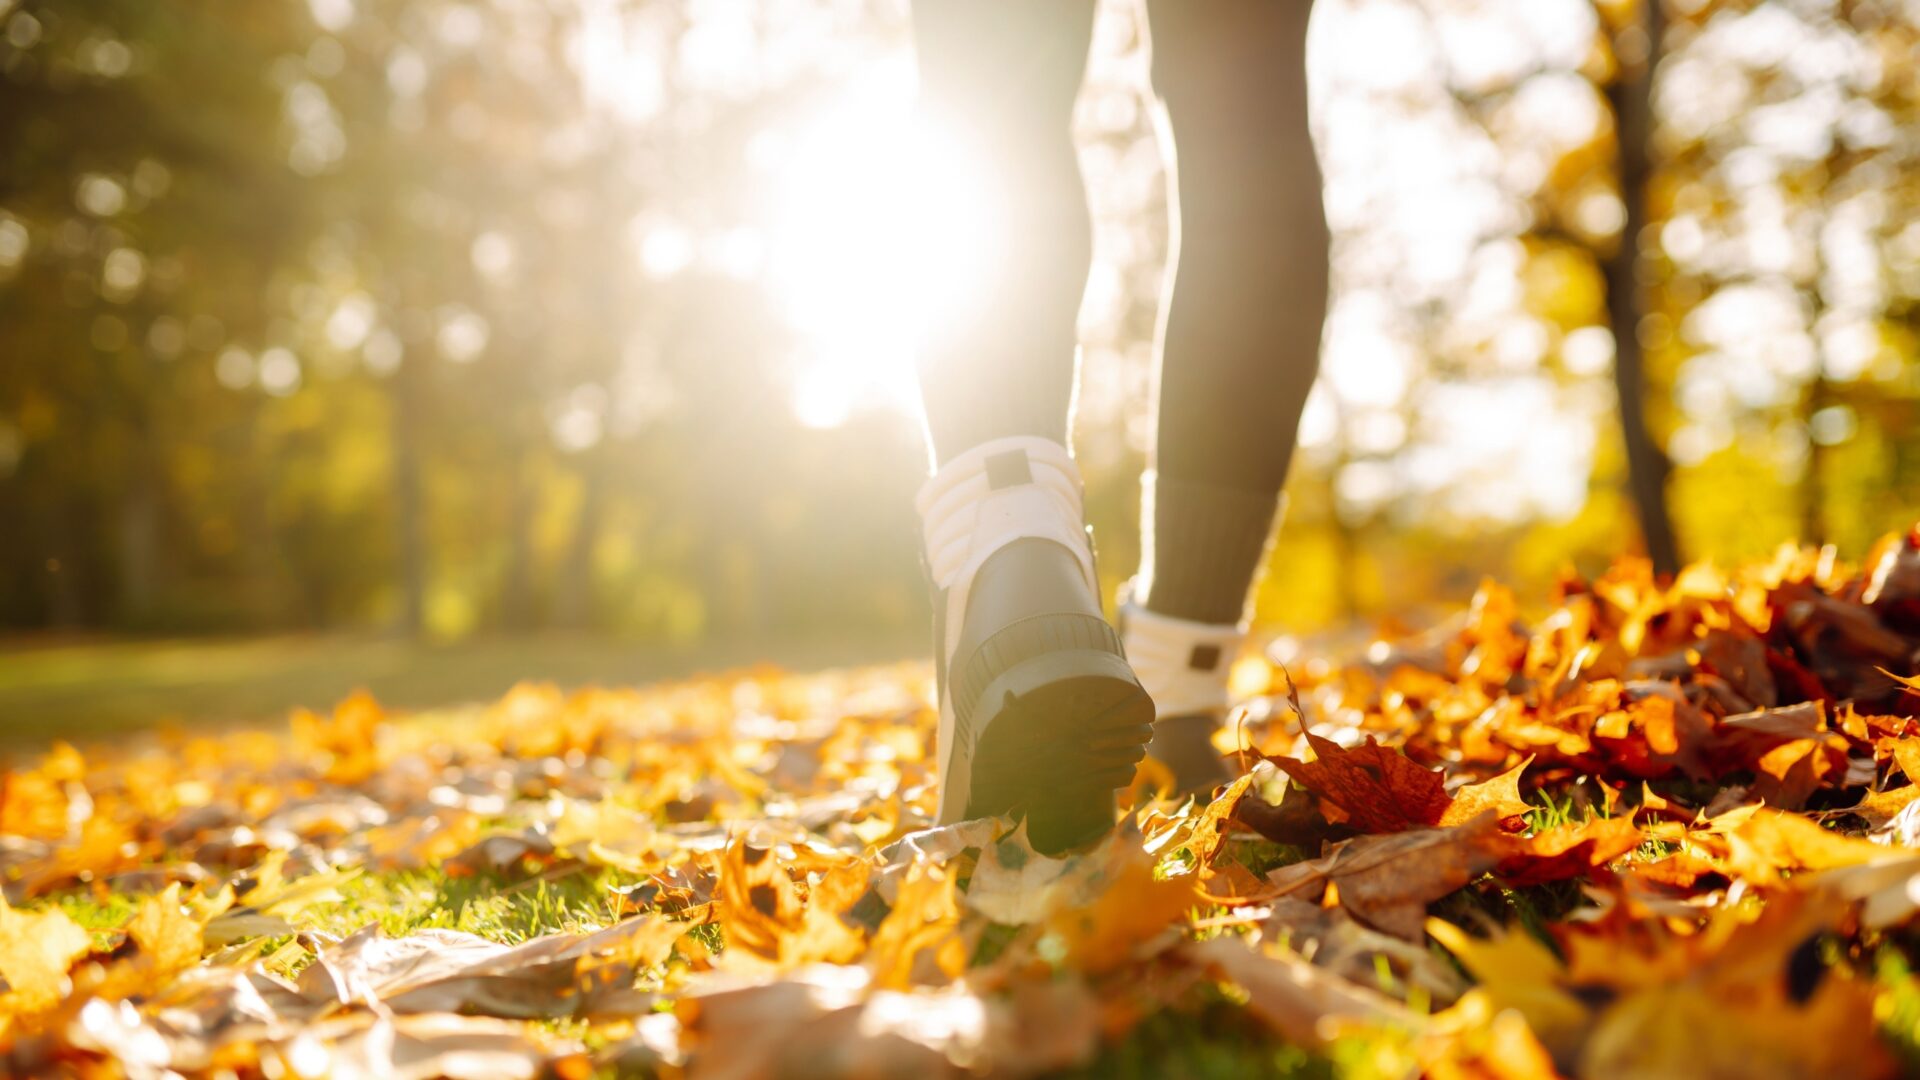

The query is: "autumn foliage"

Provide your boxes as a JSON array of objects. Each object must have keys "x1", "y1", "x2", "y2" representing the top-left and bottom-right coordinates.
[{"x1": 12, "y1": 531, "x2": 1920, "y2": 1076}]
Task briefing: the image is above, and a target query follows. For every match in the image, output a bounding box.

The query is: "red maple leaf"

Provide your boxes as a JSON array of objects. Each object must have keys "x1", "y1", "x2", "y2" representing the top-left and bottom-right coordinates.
[{"x1": 1272, "y1": 733, "x2": 1452, "y2": 834}]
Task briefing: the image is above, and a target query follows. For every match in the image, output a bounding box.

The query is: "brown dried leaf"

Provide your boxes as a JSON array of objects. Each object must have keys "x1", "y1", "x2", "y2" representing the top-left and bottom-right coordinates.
[
  {"x1": 1263, "y1": 899, "x2": 1466, "y2": 1005},
  {"x1": 1854, "y1": 784, "x2": 1920, "y2": 831},
  {"x1": 1267, "y1": 812, "x2": 1508, "y2": 940},
  {"x1": 1748, "y1": 735, "x2": 1847, "y2": 810}
]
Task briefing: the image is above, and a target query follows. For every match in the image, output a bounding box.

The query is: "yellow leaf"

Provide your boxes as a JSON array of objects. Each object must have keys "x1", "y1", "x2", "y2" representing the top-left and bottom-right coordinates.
[
  {"x1": 0, "y1": 895, "x2": 91, "y2": 1017},
  {"x1": 1581, "y1": 967, "x2": 1892, "y2": 1080},
  {"x1": 290, "y1": 690, "x2": 387, "y2": 784},
  {"x1": 867, "y1": 861, "x2": 961, "y2": 989},
  {"x1": 1047, "y1": 841, "x2": 1195, "y2": 975},
  {"x1": 1427, "y1": 918, "x2": 1588, "y2": 1064},
  {"x1": 1720, "y1": 808, "x2": 1899, "y2": 884},
  {"x1": 129, "y1": 883, "x2": 210, "y2": 980}
]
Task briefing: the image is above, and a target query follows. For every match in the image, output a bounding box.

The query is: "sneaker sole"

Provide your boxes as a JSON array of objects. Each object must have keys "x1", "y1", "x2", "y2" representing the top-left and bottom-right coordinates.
[{"x1": 963, "y1": 648, "x2": 1155, "y2": 853}]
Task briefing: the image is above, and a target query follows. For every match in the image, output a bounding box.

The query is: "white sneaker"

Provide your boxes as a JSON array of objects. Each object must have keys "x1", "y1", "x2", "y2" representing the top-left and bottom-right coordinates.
[{"x1": 917, "y1": 436, "x2": 1154, "y2": 851}]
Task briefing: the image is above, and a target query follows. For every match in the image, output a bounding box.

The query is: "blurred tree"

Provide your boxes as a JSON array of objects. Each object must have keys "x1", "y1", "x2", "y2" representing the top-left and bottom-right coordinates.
[
  {"x1": 2, "y1": 0, "x2": 1916, "y2": 648},
  {"x1": 1601, "y1": 0, "x2": 1682, "y2": 574}
]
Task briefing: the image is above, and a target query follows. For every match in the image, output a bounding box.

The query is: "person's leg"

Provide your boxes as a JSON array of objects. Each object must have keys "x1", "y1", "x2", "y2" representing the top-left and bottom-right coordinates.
[
  {"x1": 1139, "y1": 0, "x2": 1326, "y2": 623},
  {"x1": 910, "y1": 0, "x2": 1096, "y2": 463},
  {"x1": 1128, "y1": 0, "x2": 1328, "y2": 791},
  {"x1": 909, "y1": 1, "x2": 1153, "y2": 851}
]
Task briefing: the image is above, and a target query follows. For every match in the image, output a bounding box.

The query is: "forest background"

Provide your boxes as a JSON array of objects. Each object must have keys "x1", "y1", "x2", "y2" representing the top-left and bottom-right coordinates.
[{"x1": 4, "y1": 0, "x2": 1917, "y2": 704}]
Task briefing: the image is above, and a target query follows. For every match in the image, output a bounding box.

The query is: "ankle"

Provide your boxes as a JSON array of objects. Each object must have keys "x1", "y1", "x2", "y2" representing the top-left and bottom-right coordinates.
[
  {"x1": 1119, "y1": 587, "x2": 1245, "y2": 716},
  {"x1": 1138, "y1": 476, "x2": 1285, "y2": 624},
  {"x1": 917, "y1": 436, "x2": 1100, "y2": 666}
]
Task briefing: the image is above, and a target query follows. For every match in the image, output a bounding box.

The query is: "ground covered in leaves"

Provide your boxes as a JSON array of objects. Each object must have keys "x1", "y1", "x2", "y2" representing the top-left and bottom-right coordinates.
[{"x1": 15, "y1": 534, "x2": 1920, "y2": 1078}]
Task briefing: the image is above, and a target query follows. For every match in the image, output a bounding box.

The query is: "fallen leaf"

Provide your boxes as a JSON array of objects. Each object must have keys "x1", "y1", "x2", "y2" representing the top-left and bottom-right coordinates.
[
  {"x1": 963, "y1": 824, "x2": 1082, "y2": 926},
  {"x1": 278, "y1": 1012, "x2": 558, "y2": 1080},
  {"x1": 1267, "y1": 813, "x2": 1509, "y2": 940},
  {"x1": 290, "y1": 690, "x2": 387, "y2": 785},
  {"x1": 1438, "y1": 757, "x2": 1532, "y2": 831},
  {"x1": 1748, "y1": 735, "x2": 1847, "y2": 810},
  {"x1": 1575, "y1": 892, "x2": 1894, "y2": 1080},
  {"x1": 1494, "y1": 816, "x2": 1644, "y2": 887},
  {"x1": 1272, "y1": 733, "x2": 1451, "y2": 834},
  {"x1": 715, "y1": 835, "x2": 862, "y2": 967},
  {"x1": 1804, "y1": 853, "x2": 1920, "y2": 928},
  {"x1": 1183, "y1": 773, "x2": 1254, "y2": 865},
  {"x1": 1580, "y1": 972, "x2": 1893, "y2": 1080},
  {"x1": 1427, "y1": 918, "x2": 1588, "y2": 1065},
  {"x1": 1716, "y1": 807, "x2": 1902, "y2": 883},
  {"x1": 0, "y1": 894, "x2": 92, "y2": 1016},
  {"x1": 866, "y1": 861, "x2": 964, "y2": 989},
  {"x1": 675, "y1": 965, "x2": 1099, "y2": 1079},
  {"x1": 1181, "y1": 934, "x2": 1414, "y2": 1049},
  {"x1": 1265, "y1": 899, "x2": 1466, "y2": 1004},
  {"x1": 1045, "y1": 838, "x2": 1194, "y2": 975},
  {"x1": 128, "y1": 883, "x2": 215, "y2": 980},
  {"x1": 964, "y1": 824, "x2": 1194, "y2": 974}
]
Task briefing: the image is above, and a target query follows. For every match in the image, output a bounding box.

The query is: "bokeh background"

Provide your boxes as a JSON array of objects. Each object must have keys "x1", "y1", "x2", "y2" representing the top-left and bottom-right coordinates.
[{"x1": 4, "y1": 0, "x2": 1919, "y2": 734}]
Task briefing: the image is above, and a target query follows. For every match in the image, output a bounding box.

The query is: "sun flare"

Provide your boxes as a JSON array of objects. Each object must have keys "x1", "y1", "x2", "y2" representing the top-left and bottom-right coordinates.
[{"x1": 765, "y1": 71, "x2": 999, "y2": 430}]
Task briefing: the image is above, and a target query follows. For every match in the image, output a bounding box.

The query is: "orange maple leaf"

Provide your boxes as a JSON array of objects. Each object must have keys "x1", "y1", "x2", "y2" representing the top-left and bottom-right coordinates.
[
  {"x1": 1494, "y1": 816, "x2": 1644, "y2": 887},
  {"x1": 1438, "y1": 757, "x2": 1533, "y2": 832}
]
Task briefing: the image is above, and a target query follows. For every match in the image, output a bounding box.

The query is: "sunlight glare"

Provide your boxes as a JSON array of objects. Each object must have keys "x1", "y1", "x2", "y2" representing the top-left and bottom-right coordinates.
[{"x1": 766, "y1": 67, "x2": 1000, "y2": 429}]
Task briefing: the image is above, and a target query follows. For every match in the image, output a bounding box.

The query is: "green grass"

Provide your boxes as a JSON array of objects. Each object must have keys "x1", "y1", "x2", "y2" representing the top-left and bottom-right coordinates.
[
  {"x1": 39, "y1": 865, "x2": 637, "y2": 949},
  {"x1": 41, "y1": 888, "x2": 144, "y2": 948},
  {"x1": 305, "y1": 866, "x2": 634, "y2": 944},
  {"x1": 1521, "y1": 786, "x2": 1593, "y2": 833},
  {"x1": 1220, "y1": 837, "x2": 1310, "y2": 878},
  {"x1": 0, "y1": 631, "x2": 916, "y2": 747},
  {"x1": 1418, "y1": 786, "x2": 1598, "y2": 949}
]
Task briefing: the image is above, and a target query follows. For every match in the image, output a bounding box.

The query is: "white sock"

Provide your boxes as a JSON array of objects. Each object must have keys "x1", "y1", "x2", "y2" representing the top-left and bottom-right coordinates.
[{"x1": 1118, "y1": 583, "x2": 1245, "y2": 718}]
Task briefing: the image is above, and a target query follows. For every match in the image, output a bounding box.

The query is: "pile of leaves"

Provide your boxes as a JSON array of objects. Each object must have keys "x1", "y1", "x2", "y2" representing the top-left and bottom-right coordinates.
[{"x1": 13, "y1": 531, "x2": 1920, "y2": 1078}]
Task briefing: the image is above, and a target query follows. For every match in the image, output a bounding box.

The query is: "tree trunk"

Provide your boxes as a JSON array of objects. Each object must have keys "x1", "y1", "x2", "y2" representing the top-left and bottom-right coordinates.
[
  {"x1": 1802, "y1": 375, "x2": 1831, "y2": 546},
  {"x1": 117, "y1": 448, "x2": 159, "y2": 627},
  {"x1": 1604, "y1": 0, "x2": 1681, "y2": 576},
  {"x1": 500, "y1": 457, "x2": 535, "y2": 631},
  {"x1": 554, "y1": 450, "x2": 605, "y2": 630},
  {"x1": 392, "y1": 354, "x2": 427, "y2": 635},
  {"x1": 43, "y1": 505, "x2": 84, "y2": 630}
]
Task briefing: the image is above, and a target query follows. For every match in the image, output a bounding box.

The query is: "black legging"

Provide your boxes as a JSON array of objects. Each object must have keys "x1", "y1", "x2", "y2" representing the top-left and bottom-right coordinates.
[{"x1": 912, "y1": 0, "x2": 1327, "y2": 626}]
